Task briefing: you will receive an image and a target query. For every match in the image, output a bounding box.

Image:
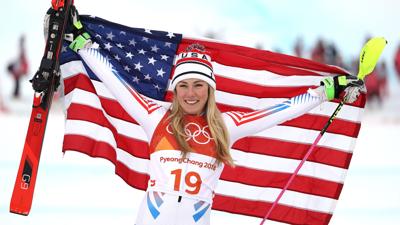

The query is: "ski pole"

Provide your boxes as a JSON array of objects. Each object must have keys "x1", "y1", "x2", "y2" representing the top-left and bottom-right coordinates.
[{"x1": 260, "y1": 37, "x2": 387, "y2": 225}]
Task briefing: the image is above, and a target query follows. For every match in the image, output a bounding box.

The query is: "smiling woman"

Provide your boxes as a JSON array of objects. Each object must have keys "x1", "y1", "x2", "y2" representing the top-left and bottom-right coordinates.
[
  {"x1": 167, "y1": 45, "x2": 232, "y2": 170},
  {"x1": 170, "y1": 45, "x2": 216, "y2": 116}
]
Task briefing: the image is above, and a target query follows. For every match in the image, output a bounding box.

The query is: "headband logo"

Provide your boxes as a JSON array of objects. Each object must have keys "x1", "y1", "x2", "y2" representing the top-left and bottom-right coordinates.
[{"x1": 180, "y1": 52, "x2": 210, "y2": 61}]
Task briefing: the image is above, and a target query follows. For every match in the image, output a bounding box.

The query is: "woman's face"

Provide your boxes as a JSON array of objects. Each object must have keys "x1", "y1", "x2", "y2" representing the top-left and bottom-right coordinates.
[{"x1": 175, "y1": 78, "x2": 209, "y2": 115}]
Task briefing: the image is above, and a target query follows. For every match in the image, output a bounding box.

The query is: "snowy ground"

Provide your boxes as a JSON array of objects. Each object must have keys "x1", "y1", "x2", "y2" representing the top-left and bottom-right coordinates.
[{"x1": 1, "y1": 86, "x2": 400, "y2": 225}]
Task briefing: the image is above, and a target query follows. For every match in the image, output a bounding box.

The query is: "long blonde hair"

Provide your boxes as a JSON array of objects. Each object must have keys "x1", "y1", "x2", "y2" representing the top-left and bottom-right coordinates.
[{"x1": 168, "y1": 88, "x2": 234, "y2": 166}]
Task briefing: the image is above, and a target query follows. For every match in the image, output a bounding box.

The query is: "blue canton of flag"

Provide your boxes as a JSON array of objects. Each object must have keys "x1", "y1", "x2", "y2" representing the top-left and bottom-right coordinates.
[{"x1": 61, "y1": 15, "x2": 182, "y2": 100}]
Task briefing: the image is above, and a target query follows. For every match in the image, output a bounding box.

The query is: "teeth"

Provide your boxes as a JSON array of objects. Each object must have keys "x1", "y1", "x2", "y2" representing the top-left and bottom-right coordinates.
[{"x1": 185, "y1": 100, "x2": 198, "y2": 104}]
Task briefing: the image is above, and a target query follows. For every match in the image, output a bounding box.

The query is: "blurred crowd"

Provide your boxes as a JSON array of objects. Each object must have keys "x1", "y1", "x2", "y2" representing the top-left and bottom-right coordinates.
[{"x1": 294, "y1": 36, "x2": 400, "y2": 107}]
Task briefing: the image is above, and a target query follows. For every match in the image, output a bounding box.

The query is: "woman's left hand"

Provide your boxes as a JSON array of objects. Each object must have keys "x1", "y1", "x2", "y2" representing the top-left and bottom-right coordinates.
[{"x1": 343, "y1": 78, "x2": 366, "y2": 103}]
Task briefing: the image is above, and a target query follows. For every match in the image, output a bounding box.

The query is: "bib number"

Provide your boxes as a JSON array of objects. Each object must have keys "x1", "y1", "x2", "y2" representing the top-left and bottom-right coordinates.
[{"x1": 171, "y1": 169, "x2": 202, "y2": 195}]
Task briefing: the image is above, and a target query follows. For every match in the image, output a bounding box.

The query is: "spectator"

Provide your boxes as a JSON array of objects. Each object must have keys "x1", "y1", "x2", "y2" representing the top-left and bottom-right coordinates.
[
  {"x1": 7, "y1": 35, "x2": 29, "y2": 99},
  {"x1": 294, "y1": 37, "x2": 304, "y2": 58},
  {"x1": 365, "y1": 61, "x2": 388, "y2": 106},
  {"x1": 311, "y1": 38, "x2": 326, "y2": 64},
  {"x1": 378, "y1": 61, "x2": 388, "y2": 99},
  {"x1": 0, "y1": 81, "x2": 7, "y2": 112},
  {"x1": 395, "y1": 44, "x2": 400, "y2": 80}
]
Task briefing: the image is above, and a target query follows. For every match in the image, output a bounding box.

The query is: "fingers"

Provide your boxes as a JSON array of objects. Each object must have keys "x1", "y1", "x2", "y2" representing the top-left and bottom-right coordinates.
[
  {"x1": 347, "y1": 79, "x2": 364, "y2": 87},
  {"x1": 344, "y1": 86, "x2": 362, "y2": 103}
]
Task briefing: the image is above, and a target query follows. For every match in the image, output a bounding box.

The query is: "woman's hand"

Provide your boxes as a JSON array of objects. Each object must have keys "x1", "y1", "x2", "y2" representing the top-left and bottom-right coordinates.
[{"x1": 321, "y1": 75, "x2": 366, "y2": 103}]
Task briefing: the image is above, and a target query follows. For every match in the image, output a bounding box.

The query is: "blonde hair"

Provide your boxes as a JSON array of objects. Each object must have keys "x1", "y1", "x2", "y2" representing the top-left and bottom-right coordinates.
[{"x1": 168, "y1": 88, "x2": 234, "y2": 166}]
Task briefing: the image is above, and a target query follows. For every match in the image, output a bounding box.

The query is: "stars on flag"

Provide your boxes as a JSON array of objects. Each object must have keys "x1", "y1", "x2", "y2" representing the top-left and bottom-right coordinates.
[
  {"x1": 157, "y1": 68, "x2": 165, "y2": 77},
  {"x1": 138, "y1": 49, "x2": 147, "y2": 55},
  {"x1": 81, "y1": 20, "x2": 181, "y2": 98},
  {"x1": 151, "y1": 45, "x2": 159, "y2": 52},
  {"x1": 166, "y1": 32, "x2": 175, "y2": 39},
  {"x1": 161, "y1": 55, "x2": 169, "y2": 61},
  {"x1": 104, "y1": 42, "x2": 112, "y2": 50},
  {"x1": 154, "y1": 84, "x2": 162, "y2": 91},
  {"x1": 62, "y1": 45, "x2": 68, "y2": 53},
  {"x1": 129, "y1": 38, "x2": 137, "y2": 46},
  {"x1": 132, "y1": 76, "x2": 140, "y2": 84},
  {"x1": 165, "y1": 42, "x2": 172, "y2": 48},
  {"x1": 114, "y1": 54, "x2": 121, "y2": 61},
  {"x1": 134, "y1": 62, "x2": 143, "y2": 71},
  {"x1": 144, "y1": 74, "x2": 151, "y2": 80},
  {"x1": 126, "y1": 52, "x2": 134, "y2": 59},
  {"x1": 148, "y1": 57, "x2": 156, "y2": 65},
  {"x1": 106, "y1": 31, "x2": 115, "y2": 40},
  {"x1": 116, "y1": 43, "x2": 124, "y2": 49},
  {"x1": 124, "y1": 65, "x2": 131, "y2": 72}
]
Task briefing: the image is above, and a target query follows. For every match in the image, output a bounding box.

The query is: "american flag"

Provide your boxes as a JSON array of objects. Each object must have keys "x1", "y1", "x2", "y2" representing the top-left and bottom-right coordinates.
[{"x1": 60, "y1": 15, "x2": 365, "y2": 225}]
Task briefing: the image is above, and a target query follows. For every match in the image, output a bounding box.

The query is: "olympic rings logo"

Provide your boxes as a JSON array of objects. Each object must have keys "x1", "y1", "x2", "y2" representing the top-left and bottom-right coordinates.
[{"x1": 166, "y1": 122, "x2": 213, "y2": 145}]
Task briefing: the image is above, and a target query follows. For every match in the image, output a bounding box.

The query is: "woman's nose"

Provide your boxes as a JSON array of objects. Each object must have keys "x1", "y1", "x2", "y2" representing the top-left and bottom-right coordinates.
[{"x1": 186, "y1": 86, "x2": 195, "y2": 96}]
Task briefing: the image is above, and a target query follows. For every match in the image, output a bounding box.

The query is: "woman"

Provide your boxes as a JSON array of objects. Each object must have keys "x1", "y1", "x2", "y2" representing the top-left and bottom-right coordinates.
[{"x1": 77, "y1": 44, "x2": 363, "y2": 225}]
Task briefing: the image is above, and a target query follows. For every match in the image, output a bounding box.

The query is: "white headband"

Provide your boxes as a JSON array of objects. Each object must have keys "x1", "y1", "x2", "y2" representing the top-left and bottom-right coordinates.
[{"x1": 170, "y1": 51, "x2": 215, "y2": 90}]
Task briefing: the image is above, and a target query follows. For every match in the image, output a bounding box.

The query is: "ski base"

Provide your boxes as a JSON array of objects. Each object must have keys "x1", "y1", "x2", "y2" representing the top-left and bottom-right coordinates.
[{"x1": 10, "y1": 96, "x2": 50, "y2": 215}]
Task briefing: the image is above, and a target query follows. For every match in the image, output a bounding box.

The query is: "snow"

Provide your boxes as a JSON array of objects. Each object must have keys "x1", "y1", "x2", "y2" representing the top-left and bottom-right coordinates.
[{"x1": 1, "y1": 88, "x2": 400, "y2": 225}]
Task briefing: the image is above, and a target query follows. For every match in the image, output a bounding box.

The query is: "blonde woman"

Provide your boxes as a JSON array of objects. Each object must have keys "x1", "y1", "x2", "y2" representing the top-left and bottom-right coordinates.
[{"x1": 77, "y1": 44, "x2": 363, "y2": 225}]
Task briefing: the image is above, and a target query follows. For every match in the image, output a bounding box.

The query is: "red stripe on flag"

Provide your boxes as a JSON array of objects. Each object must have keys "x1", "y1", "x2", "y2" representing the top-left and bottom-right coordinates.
[
  {"x1": 115, "y1": 160, "x2": 149, "y2": 191},
  {"x1": 64, "y1": 73, "x2": 94, "y2": 95},
  {"x1": 213, "y1": 195, "x2": 332, "y2": 225},
  {"x1": 63, "y1": 134, "x2": 117, "y2": 161},
  {"x1": 233, "y1": 137, "x2": 353, "y2": 169},
  {"x1": 221, "y1": 166, "x2": 343, "y2": 199}
]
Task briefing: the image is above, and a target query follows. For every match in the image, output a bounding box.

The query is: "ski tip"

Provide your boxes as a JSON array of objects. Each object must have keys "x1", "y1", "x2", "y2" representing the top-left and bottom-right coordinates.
[
  {"x1": 10, "y1": 209, "x2": 30, "y2": 216},
  {"x1": 10, "y1": 201, "x2": 31, "y2": 216}
]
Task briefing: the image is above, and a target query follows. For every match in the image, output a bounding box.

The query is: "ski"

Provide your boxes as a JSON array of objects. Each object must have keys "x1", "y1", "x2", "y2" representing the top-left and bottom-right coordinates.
[{"x1": 10, "y1": 0, "x2": 74, "y2": 216}]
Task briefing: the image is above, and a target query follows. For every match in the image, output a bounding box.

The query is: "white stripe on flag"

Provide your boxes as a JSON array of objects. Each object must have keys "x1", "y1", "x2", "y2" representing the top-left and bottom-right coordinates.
[
  {"x1": 213, "y1": 61, "x2": 323, "y2": 86},
  {"x1": 61, "y1": 60, "x2": 88, "y2": 79},
  {"x1": 116, "y1": 148, "x2": 149, "y2": 174}
]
